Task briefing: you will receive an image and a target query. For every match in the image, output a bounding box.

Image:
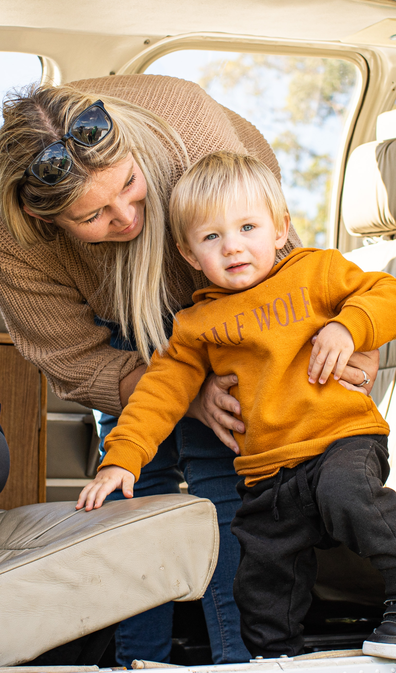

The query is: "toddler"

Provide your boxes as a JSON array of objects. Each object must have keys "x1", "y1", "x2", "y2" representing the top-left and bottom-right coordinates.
[{"x1": 78, "y1": 151, "x2": 396, "y2": 660}]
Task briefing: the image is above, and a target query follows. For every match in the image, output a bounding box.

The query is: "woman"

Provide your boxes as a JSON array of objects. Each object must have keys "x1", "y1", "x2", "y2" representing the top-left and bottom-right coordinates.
[{"x1": 0, "y1": 74, "x2": 378, "y2": 666}]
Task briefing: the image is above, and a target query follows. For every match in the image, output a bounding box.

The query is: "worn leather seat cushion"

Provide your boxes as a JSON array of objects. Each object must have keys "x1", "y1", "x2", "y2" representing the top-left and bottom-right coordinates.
[{"x1": 0, "y1": 494, "x2": 219, "y2": 666}]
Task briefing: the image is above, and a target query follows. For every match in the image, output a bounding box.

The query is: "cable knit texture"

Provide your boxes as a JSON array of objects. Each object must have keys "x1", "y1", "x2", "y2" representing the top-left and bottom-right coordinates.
[{"x1": 0, "y1": 75, "x2": 301, "y2": 416}]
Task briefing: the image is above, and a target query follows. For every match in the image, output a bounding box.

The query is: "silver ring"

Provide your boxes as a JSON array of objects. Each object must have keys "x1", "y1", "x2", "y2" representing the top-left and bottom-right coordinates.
[{"x1": 356, "y1": 369, "x2": 370, "y2": 387}]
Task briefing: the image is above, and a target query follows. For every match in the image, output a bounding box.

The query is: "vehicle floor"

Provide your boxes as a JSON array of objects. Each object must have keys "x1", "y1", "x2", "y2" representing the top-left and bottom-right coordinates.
[{"x1": 97, "y1": 598, "x2": 384, "y2": 667}]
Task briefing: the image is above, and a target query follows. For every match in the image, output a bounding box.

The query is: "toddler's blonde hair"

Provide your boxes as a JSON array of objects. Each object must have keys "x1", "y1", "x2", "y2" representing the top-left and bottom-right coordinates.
[{"x1": 170, "y1": 151, "x2": 289, "y2": 251}]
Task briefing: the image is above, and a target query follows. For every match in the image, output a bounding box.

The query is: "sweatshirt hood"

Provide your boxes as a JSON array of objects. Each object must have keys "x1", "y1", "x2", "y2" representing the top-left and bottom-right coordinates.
[{"x1": 192, "y1": 247, "x2": 314, "y2": 304}]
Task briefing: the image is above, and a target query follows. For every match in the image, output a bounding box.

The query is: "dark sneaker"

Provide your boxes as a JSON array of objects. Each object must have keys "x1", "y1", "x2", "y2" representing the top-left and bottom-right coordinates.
[{"x1": 363, "y1": 601, "x2": 396, "y2": 659}]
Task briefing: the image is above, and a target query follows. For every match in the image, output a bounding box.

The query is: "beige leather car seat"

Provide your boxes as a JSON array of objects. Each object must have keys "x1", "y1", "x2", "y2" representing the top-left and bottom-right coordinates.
[
  {"x1": 343, "y1": 109, "x2": 396, "y2": 489},
  {"x1": 0, "y1": 315, "x2": 219, "y2": 665},
  {"x1": 0, "y1": 493, "x2": 218, "y2": 666}
]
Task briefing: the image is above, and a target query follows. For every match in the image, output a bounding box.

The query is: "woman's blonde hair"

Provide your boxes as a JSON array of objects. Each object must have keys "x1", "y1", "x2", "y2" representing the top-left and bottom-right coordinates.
[
  {"x1": 170, "y1": 151, "x2": 289, "y2": 251},
  {"x1": 0, "y1": 85, "x2": 190, "y2": 363}
]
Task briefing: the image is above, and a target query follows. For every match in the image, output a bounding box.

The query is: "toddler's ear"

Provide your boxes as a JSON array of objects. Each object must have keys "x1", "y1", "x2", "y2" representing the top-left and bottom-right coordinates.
[
  {"x1": 275, "y1": 214, "x2": 290, "y2": 250},
  {"x1": 176, "y1": 242, "x2": 203, "y2": 271}
]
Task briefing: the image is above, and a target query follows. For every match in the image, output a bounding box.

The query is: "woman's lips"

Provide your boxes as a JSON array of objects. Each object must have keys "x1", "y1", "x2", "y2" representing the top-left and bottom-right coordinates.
[{"x1": 118, "y1": 216, "x2": 138, "y2": 236}]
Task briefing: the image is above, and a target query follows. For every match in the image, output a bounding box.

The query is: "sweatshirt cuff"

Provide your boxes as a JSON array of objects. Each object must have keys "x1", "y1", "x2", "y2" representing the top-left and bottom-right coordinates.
[
  {"x1": 98, "y1": 439, "x2": 145, "y2": 481},
  {"x1": 88, "y1": 350, "x2": 140, "y2": 417},
  {"x1": 327, "y1": 306, "x2": 375, "y2": 352}
]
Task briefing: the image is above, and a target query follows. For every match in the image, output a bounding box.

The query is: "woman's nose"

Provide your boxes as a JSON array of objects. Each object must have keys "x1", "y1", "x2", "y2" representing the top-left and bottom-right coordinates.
[{"x1": 111, "y1": 199, "x2": 135, "y2": 226}]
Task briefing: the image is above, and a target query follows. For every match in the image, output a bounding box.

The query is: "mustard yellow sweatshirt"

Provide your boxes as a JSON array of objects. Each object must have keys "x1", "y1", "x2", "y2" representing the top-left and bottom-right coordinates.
[{"x1": 102, "y1": 248, "x2": 396, "y2": 485}]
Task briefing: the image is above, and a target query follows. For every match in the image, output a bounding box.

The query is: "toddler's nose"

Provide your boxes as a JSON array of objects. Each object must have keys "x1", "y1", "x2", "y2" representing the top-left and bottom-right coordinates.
[{"x1": 223, "y1": 236, "x2": 243, "y2": 255}]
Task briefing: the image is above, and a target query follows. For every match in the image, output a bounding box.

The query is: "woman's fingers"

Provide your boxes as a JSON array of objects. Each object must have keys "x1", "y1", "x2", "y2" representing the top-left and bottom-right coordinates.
[
  {"x1": 338, "y1": 379, "x2": 368, "y2": 395},
  {"x1": 187, "y1": 372, "x2": 244, "y2": 453},
  {"x1": 341, "y1": 349, "x2": 379, "y2": 395},
  {"x1": 201, "y1": 391, "x2": 242, "y2": 452},
  {"x1": 207, "y1": 417, "x2": 241, "y2": 453}
]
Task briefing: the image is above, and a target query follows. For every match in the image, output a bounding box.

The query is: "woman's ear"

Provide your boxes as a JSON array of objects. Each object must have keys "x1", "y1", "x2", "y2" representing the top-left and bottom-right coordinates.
[
  {"x1": 275, "y1": 214, "x2": 290, "y2": 250},
  {"x1": 176, "y1": 242, "x2": 202, "y2": 271},
  {"x1": 23, "y1": 205, "x2": 53, "y2": 224}
]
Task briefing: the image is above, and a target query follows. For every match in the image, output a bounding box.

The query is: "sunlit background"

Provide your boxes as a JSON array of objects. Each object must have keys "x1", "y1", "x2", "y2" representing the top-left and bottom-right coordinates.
[{"x1": 0, "y1": 50, "x2": 361, "y2": 248}]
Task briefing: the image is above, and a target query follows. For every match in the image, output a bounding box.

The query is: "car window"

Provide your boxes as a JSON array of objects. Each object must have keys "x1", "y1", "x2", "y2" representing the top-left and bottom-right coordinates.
[
  {"x1": 145, "y1": 50, "x2": 361, "y2": 248},
  {"x1": 0, "y1": 52, "x2": 42, "y2": 125}
]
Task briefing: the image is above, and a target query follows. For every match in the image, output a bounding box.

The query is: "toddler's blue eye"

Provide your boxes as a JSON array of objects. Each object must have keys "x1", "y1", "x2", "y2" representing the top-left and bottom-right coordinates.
[
  {"x1": 242, "y1": 224, "x2": 254, "y2": 231},
  {"x1": 206, "y1": 233, "x2": 218, "y2": 240}
]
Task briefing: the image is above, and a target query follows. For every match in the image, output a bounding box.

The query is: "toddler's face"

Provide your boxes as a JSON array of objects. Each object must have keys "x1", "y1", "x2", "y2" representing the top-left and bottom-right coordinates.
[{"x1": 179, "y1": 195, "x2": 289, "y2": 291}]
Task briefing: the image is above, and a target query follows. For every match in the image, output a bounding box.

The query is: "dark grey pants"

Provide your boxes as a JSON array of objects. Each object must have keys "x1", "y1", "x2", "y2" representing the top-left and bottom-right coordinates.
[{"x1": 232, "y1": 434, "x2": 396, "y2": 658}]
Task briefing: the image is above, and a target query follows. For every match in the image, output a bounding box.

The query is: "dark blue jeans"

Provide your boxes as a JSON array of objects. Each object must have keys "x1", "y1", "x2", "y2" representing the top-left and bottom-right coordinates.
[{"x1": 99, "y1": 414, "x2": 250, "y2": 665}]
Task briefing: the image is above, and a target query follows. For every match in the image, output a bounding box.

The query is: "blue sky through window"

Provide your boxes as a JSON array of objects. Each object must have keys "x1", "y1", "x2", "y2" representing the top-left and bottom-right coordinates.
[{"x1": 0, "y1": 52, "x2": 42, "y2": 125}]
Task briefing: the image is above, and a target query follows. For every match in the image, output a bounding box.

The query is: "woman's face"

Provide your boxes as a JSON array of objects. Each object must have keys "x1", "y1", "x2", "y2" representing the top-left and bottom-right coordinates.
[{"x1": 53, "y1": 154, "x2": 147, "y2": 243}]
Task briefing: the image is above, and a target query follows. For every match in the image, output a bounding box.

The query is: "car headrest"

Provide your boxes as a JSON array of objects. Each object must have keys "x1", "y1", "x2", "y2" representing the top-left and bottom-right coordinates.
[{"x1": 342, "y1": 138, "x2": 396, "y2": 237}]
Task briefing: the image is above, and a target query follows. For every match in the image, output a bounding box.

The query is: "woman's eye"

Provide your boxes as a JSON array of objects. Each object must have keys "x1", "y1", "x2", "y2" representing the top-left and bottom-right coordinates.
[
  {"x1": 205, "y1": 233, "x2": 218, "y2": 240},
  {"x1": 242, "y1": 224, "x2": 254, "y2": 231},
  {"x1": 85, "y1": 210, "x2": 102, "y2": 225},
  {"x1": 125, "y1": 173, "x2": 136, "y2": 188}
]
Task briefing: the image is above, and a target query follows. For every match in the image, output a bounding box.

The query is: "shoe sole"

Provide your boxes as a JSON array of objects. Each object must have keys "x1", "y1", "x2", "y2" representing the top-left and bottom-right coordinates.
[{"x1": 363, "y1": 640, "x2": 396, "y2": 659}]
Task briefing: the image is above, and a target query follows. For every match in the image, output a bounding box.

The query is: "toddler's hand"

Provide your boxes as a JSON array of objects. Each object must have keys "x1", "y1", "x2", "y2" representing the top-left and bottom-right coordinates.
[
  {"x1": 76, "y1": 465, "x2": 135, "y2": 512},
  {"x1": 308, "y1": 323, "x2": 354, "y2": 385}
]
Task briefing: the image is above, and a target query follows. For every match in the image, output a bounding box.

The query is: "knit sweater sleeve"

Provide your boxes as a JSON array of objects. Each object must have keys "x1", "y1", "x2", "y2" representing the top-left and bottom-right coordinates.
[
  {"x1": 325, "y1": 249, "x2": 396, "y2": 351},
  {"x1": 0, "y1": 225, "x2": 137, "y2": 416},
  {"x1": 100, "y1": 316, "x2": 211, "y2": 480}
]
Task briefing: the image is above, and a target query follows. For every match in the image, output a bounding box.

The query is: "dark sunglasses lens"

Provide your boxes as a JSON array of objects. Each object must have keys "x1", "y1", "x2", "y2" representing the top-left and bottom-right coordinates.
[
  {"x1": 31, "y1": 143, "x2": 72, "y2": 185},
  {"x1": 70, "y1": 105, "x2": 112, "y2": 145}
]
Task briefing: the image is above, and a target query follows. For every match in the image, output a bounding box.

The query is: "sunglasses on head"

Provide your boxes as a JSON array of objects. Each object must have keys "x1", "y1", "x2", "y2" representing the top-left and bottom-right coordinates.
[{"x1": 24, "y1": 100, "x2": 113, "y2": 186}]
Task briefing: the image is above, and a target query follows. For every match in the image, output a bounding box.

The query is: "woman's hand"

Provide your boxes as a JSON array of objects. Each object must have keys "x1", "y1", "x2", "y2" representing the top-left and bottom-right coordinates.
[
  {"x1": 337, "y1": 348, "x2": 379, "y2": 394},
  {"x1": 310, "y1": 331, "x2": 379, "y2": 395},
  {"x1": 120, "y1": 364, "x2": 147, "y2": 408},
  {"x1": 186, "y1": 373, "x2": 244, "y2": 454},
  {"x1": 76, "y1": 466, "x2": 135, "y2": 511}
]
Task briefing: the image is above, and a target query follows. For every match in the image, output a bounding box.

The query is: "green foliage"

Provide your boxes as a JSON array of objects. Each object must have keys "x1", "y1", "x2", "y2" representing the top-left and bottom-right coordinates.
[{"x1": 199, "y1": 53, "x2": 357, "y2": 247}]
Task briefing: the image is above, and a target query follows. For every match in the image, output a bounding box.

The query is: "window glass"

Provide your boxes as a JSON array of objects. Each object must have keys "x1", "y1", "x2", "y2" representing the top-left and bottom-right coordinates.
[
  {"x1": 145, "y1": 51, "x2": 360, "y2": 248},
  {"x1": 0, "y1": 52, "x2": 42, "y2": 125}
]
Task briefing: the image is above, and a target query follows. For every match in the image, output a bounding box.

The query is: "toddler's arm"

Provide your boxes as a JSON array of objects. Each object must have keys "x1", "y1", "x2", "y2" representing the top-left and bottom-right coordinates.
[
  {"x1": 76, "y1": 465, "x2": 135, "y2": 511},
  {"x1": 308, "y1": 323, "x2": 354, "y2": 385}
]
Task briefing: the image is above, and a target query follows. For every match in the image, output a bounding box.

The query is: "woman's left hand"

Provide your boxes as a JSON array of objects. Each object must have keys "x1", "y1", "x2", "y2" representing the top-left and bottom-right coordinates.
[
  {"x1": 186, "y1": 372, "x2": 244, "y2": 454},
  {"x1": 337, "y1": 349, "x2": 379, "y2": 394},
  {"x1": 310, "y1": 333, "x2": 379, "y2": 395}
]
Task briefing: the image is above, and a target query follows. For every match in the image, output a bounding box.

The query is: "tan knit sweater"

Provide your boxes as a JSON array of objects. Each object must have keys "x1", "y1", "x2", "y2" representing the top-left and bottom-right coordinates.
[{"x1": 0, "y1": 75, "x2": 301, "y2": 417}]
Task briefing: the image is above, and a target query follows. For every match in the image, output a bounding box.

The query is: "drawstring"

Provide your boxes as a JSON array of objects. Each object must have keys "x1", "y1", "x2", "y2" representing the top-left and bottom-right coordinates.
[
  {"x1": 270, "y1": 462, "x2": 318, "y2": 522},
  {"x1": 271, "y1": 467, "x2": 284, "y2": 521},
  {"x1": 296, "y1": 462, "x2": 317, "y2": 517}
]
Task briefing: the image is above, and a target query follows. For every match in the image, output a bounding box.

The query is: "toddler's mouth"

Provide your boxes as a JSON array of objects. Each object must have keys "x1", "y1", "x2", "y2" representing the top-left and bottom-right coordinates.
[
  {"x1": 227, "y1": 262, "x2": 248, "y2": 271},
  {"x1": 226, "y1": 262, "x2": 249, "y2": 272}
]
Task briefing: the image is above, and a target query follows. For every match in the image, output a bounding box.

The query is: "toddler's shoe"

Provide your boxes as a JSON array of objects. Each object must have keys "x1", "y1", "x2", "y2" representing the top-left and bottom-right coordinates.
[{"x1": 363, "y1": 600, "x2": 396, "y2": 659}]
